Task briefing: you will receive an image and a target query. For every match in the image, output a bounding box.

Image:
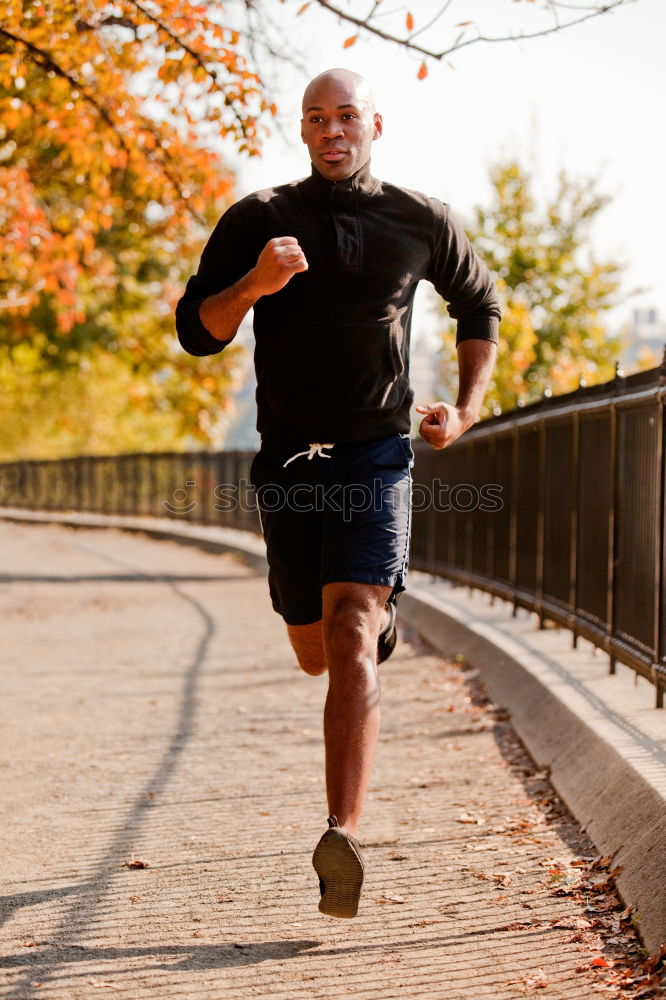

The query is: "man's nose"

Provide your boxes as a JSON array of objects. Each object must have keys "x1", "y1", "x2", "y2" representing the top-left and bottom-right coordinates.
[{"x1": 322, "y1": 119, "x2": 344, "y2": 139}]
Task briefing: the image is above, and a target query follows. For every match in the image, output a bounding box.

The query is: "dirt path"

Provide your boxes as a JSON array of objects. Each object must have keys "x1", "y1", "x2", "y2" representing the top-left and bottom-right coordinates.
[{"x1": 0, "y1": 521, "x2": 654, "y2": 999}]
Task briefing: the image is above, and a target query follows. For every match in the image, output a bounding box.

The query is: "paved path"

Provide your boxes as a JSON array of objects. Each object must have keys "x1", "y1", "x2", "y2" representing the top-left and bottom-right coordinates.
[{"x1": 0, "y1": 521, "x2": 651, "y2": 999}]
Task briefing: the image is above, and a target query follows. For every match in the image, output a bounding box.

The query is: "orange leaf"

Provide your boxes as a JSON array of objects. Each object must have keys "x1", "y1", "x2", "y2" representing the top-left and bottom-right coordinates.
[
  {"x1": 592, "y1": 958, "x2": 608, "y2": 967},
  {"x1": 417, "y1": 62, "x2": 428, "y2": 80},
  {"x1": 296, "y1": 2, "x2": 310, "y2": 13},
  {"x1": 343, "y1": 35, "x2": 357, "y2": 48},
  {"x1": 406, "y1": 11, "x2": 414, "y2": 31}
]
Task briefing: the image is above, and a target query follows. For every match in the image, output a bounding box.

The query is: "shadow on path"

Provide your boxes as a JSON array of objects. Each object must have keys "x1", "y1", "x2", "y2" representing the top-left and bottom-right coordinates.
[{"x1": 3, "y1": 533, "x2": 233, "y2": 997}]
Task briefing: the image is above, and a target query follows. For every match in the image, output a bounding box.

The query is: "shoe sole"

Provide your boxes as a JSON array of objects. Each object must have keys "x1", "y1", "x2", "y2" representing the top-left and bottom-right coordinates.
[{"x1": 312, "y1": 829, "x2": 365, "y2": 919}]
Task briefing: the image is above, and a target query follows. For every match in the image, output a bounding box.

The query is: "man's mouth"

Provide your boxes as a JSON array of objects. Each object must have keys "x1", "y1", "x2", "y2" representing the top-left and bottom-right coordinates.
[{"x1": 321, "y1": 149, "x2": 348, "y2": 162}]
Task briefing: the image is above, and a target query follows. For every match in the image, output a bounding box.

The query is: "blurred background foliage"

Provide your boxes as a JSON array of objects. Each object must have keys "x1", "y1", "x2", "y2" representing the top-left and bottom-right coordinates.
[
  {"x1": 0, "y1": 0, "x2": 265, "y2": 458},
  {"x1": 0, "y1": 0, "x2": 639, "y2": 459},
  {"x1": 435, "y1": 160, "x2": 643, "y2": 415}
]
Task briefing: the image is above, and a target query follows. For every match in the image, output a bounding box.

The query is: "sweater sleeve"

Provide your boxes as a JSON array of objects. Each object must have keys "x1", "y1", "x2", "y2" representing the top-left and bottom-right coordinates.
[
  {"x1": 426, "y1": 201, "x2": 501, "y2": 346},
  {"x1": 175, "y1": 199, "x2": 263, "y2": 357}
]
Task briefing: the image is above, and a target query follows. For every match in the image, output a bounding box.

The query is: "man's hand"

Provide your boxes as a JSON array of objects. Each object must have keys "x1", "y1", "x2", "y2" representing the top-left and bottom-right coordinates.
[
  {"x1": 249, "y1": 237, "x2": 308, "y2": 297},
  {"x1": 415, "y1": 402, "x2": 474, "y2": 451},
  {"x1": 416, "y1": 341, "x2": 496, "y2": 451}
]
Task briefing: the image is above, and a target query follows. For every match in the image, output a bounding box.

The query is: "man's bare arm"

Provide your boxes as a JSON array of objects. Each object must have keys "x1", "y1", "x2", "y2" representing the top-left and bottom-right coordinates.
[
  {"x1": 416, "y1": 339, "x2": 497, "y2": 450},
  {"x1": 199, "y1": 236, "x2": 308, "y2": 343}
]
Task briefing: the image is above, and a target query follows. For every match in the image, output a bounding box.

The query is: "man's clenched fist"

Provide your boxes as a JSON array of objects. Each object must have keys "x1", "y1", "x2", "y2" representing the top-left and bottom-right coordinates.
[{"x1": 250, "y1": 237, "x2": 308, "y2": 297}]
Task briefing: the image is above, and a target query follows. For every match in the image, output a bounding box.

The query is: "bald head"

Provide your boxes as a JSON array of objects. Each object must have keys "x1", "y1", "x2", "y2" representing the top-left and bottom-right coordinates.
[
  {"x1": 300, "y1": 68, "x2": 382, "y2": 181},
  {"x1": 302, "y1": 68, "x2": 376, "y2": 116}
]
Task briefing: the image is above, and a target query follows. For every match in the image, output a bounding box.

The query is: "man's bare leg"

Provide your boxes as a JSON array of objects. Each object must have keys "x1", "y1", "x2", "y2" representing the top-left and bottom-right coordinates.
[
  {"x1": 287, "y1": 620, "x2": 327, "y2": 676},
  {"x1": 287, "y1": 602, "x2": 392, "y2": 679},
  {"x1": 320, "y1": 581, "x2": 392, "y2": 837}
]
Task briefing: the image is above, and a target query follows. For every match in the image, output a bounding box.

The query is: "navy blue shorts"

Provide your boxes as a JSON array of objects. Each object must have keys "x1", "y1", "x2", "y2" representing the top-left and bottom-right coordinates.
[{"x1": 249, "y1": 432, "x2": 414, "y2": 626}]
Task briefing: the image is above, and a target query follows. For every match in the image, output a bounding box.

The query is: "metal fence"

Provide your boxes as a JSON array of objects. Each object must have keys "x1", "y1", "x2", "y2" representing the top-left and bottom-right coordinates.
[
  {"x1": 1, "y1": 358, "x2": 664, "y2": 705},
  {"x1": 410, "y1": 359, "x2": 666, "y2": 708}
]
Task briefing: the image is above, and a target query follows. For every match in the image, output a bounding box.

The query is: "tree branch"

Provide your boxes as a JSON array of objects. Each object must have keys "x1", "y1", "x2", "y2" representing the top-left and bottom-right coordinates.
[
  {"x1": 125, "y1": 0, "x2": 219, "y2": 81},
  {"x1": 312, "y1": 0, "x2": 637, "y2": 62},
  {"x1": 0, "y1": 26, "x2": 129, "y2": 149},
  {"x1": 0, "y1": 26, "x2": 205, "y2": 224},
  {"x1": 124, "y1": 0, "x2": 257, "y2": 139}
]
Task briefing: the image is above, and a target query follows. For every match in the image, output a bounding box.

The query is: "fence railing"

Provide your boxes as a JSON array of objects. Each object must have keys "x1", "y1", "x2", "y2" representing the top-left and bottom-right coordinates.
[
  {"x1": 1, "y1": 358, "x2": 664, "y2": 706},
  {"x1": 410, "y1": 359, "x2": 666, "y2": 708}
]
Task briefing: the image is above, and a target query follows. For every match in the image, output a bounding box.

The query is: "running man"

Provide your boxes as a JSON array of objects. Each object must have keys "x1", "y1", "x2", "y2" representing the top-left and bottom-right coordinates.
[{"x1": 176, "y1": 68, "x2": 500, "y2": 918}]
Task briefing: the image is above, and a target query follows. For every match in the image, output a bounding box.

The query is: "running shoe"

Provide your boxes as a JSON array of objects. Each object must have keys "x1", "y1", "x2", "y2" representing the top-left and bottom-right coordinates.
[
  {"x1": 377, "y1": 598, "x2": 398, "y2": 664},
  {"x1": 312, "y1": 815, "x2": 365, "y2": 918}
]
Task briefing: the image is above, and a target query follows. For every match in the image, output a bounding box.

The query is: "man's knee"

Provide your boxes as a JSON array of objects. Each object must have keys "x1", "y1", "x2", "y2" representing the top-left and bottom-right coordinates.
[{"x1": 323, "y1": 590, "x2": 382, "y2": 669}]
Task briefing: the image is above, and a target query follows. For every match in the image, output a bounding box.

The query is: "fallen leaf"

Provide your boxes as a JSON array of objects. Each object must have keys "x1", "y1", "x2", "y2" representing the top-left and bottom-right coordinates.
[
  {"x1": 525, "y1": 969, "x2": 548, "y2": 989},
  {"x1": 343, "y1": 35, "x2": 357, "y2": 48},
  {"x1": 551, "y1": 916, "x2": 592, "y2": 929},
  {"x1": 122, "y1": 858, "x2": 149, "y2": 869},
  {"x1": 588, "y1": 876, "x2": 614, "y2": 893},
  {"x1": 592, "y1": 957, "x2": 609, "y2": 967},
  {"x1": 417, "y1": 62, "x2": 428, "y2": 80},
  {"x1": 457, "y1": 812, "x2": 485, "y2": 825},
  {"x1": 375, "y1": 893, "x2": 405, "y2": 904}
]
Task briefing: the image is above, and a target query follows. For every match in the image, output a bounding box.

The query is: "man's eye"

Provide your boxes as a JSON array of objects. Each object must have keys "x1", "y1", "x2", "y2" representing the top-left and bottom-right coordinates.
[{"x1": 342, "y1": 113, "x2": 356, "y2": 120}]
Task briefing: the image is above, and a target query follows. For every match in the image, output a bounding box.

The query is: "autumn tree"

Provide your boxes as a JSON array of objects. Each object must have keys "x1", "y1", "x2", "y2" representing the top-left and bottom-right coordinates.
[
  {"x1": 0, "y1": 0, "x2": 277, "y2": 329},
  {"x1": 0, "y1": 1, "x2": 274, "y2": 457},
  {"x1": 436, "y1": 160, "x2": 628, "y2": 414},
  {"x1": 0, "y1": 150, "x2": 246, "y2": 459}
]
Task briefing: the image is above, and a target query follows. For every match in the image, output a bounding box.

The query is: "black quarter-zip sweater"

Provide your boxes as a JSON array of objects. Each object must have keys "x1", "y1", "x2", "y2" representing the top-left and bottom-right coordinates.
[{"x1": 175, "y1": 162, "x2": 501, "y2": 443}]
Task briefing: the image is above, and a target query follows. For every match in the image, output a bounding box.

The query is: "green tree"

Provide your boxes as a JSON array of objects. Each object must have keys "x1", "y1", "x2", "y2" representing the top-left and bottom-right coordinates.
[{"x1": 437, "y1": 160, "x2": 628, "y2": 414}]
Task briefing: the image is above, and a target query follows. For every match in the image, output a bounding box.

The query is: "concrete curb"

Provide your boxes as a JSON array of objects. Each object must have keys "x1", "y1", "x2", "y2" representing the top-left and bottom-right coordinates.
[
  {"x1": 2, "y1": 508, "x2": 664, "y2": 952},
  {"x1": 398, "y1": 585, "x2": 666, "y2": 955}
]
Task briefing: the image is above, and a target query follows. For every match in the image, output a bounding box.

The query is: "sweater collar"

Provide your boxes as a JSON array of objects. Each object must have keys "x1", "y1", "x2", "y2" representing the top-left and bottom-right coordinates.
[{"x1": 303, "y1": 160, "x2": 379, "y2": 204}]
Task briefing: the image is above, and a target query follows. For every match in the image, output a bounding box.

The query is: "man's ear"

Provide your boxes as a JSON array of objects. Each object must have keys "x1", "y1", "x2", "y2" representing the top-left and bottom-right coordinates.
[{"x1": 373, "y1": 113, "x2": 383, "y2": 141}]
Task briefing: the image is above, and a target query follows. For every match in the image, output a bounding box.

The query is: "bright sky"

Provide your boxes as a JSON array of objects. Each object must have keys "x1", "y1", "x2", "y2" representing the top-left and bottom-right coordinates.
[{"x1": 220, "y1": 0, "x2": 666, "y2": 343}]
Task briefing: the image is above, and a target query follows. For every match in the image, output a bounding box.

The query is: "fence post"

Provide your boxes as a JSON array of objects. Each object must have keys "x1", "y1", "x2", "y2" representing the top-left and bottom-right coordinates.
[
  {"x1": 655, "y1": 347, "x2": 666, "y2": 708},
  {"x1": 509, "y1": 427, "x2": 518, "y2": 617},
  {"x1": 571, "y1": 407, "x2": 580, "y2": 649},
  {"x1": 608, "y1": 361, "x2": 624, "y2": 675},
  {"x1": 537, "y1": 417, "x2": 546, "y2": 630}
]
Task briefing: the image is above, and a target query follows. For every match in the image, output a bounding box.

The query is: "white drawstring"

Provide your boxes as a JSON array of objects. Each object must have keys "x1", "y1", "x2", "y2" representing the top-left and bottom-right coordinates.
[{"x1": 282, "y1": 442, "x2": 335, "y2": 468}]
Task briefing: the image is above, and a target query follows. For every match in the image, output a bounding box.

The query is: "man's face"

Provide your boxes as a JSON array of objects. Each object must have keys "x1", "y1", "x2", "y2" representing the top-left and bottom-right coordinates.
[{"x1": 301, "y1": 74, "x2": 382, "y2": 182}]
